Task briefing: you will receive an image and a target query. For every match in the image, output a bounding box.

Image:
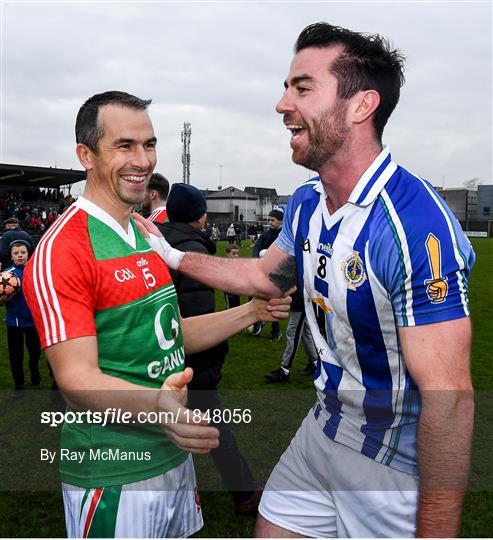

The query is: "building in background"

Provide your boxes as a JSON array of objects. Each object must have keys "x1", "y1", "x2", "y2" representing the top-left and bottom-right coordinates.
[
  {"x1": 204, "y1": 187, "x2": 259, "y2": 229},
  {"x1": 245, "y1": 187, "x2": 278, "y2": 219},
  {"x1": 474, "y1": 185, "x2": 493, "y2": 221},
  {"x1": 438, "y1": 188, "x2": 477, "y2": 222}
]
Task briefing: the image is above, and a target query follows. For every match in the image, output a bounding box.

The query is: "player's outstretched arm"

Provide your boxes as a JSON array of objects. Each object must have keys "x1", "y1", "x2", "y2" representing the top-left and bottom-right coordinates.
[
  {"x1": 399, "y1": 318, "x2": 473, "y2": 538},
  {"x1": 132, "y1": 213, "x2": 297, "y2": 298},
  {"x1": 46, "y1": 337, "x2": 219, "y2": 453},
  {"x1": 181, "y1": 294, "x2": 293, "y2": 355}
]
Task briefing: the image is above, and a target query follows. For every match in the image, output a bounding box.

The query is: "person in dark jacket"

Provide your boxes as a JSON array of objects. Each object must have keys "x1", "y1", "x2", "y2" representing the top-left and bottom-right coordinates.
[
  {"x1": 0, "y1": 218, "x2": 34, "y2": 271},
  {"x1": 252, "y1": 209, "x2": 283, "y2": 259},
  {"x1": 251, "y1": 209, "x2": 284, "y2": 340},
  {"x1": 159, "y1": 183, "x2": 260, "y2": 516},
  {"x1": 3, "y1": 240, "x2": 41, "y2": 398}
]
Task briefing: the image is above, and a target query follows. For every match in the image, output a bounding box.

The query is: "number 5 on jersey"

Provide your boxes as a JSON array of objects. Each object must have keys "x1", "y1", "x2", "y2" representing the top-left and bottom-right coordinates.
[{"x1": 142, "y1": 267, "x2": 156, "y2": 289}]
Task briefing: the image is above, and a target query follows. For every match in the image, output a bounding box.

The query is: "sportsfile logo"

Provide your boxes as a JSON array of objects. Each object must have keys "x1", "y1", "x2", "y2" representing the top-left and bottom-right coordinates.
[{"x1": 114, "y1": 267, "x2": 137, "y2": 283}]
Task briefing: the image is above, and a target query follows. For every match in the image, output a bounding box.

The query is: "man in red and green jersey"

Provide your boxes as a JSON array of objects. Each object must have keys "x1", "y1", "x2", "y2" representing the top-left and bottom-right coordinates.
[
  {"x1": 23, "y1": 91, "x2": 291, "y2": 538},
  {"x1": 141, "y1": 172, "x2": 169, "y2": 224}
]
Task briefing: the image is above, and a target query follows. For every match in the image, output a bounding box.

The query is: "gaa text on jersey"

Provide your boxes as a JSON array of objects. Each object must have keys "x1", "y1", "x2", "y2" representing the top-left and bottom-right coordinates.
[{"x1": 114, "y1": 267, "x2": 137, "y2": 282}]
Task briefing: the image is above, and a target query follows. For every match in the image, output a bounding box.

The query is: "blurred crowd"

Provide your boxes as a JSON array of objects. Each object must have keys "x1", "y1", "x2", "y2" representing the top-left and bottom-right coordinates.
[{"x1": 1, "y1": 189, "x2": 75, "y2": 235}]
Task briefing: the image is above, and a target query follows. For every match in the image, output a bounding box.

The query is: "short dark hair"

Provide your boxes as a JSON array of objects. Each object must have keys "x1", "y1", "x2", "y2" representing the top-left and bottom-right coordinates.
[
  {"x1": 148, "y1": 173, "x2": 170, "y2": 201},
  {"x1": 295, "y1": 23, "x2": 405, "y2": 140},
  {"x1": 3, "y1": 217, "x2": 19, "y2": 228},
  {"x1": 226, "y1": 244, "x2": 239, "y2": 254},
  {"x1": 75, "y1": 91, "x2": 152, "y2": 153}
]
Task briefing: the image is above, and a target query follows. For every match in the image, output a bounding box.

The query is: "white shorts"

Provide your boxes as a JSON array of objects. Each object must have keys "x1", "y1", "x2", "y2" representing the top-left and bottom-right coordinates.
[
  {"x1": 62, "y1": 455, "x2": 203, "y2": 538},
  {"x1": 259, "y1": 410, "x2": 419, "y2": 538}
]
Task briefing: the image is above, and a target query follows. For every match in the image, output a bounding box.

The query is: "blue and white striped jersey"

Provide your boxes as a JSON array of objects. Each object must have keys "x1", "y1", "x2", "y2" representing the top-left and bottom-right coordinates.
[{"x1": 276, "y1": 146, "x2": 475, "y2": 475}]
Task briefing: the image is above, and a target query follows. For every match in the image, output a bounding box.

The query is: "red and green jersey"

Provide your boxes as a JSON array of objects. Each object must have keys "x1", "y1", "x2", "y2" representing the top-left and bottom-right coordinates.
[
  {"x1": 24, "y1": 196, "x2": 187, "y2": 487},
  {"x1": 148, "y1": 206, "x2": 168, "y2": 224}
]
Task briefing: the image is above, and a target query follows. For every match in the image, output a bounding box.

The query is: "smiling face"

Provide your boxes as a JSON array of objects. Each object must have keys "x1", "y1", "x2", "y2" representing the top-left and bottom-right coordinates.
[
  {"x1": 78, "y1": 104, "x2": 157, "y2": 212},
  {"x1": 276, "y1": 46, "x2": 350, "y2": 171}
]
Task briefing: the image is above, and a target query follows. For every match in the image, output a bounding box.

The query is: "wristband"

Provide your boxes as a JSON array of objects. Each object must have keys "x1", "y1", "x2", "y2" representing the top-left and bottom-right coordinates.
[{"x1": 146, "y1": 233, "x2": 185, "y2": 270}]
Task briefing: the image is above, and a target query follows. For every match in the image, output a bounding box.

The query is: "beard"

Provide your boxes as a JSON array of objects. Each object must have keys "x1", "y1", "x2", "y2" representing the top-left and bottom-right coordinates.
[{"x1": 294, "y1": 100, "x2": 349, "y2": 171}]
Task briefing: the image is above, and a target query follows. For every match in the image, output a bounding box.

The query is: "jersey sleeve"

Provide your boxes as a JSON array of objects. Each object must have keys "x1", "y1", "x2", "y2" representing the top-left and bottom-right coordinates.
[
  {"x1": 370, "y1": 178, "x2": 475, "y2": 327},
  {"x1": 275, "y1": 194, "x2": 297, "y2": 256},
  {"x1": 23, "y1": 238, "x2": 97, "y2": 349}
]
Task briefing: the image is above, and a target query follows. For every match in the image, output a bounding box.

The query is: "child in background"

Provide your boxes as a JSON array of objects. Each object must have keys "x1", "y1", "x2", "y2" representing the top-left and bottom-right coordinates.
[{"x1": 4, "y1": 240, "x2": 41, "y2": 398}]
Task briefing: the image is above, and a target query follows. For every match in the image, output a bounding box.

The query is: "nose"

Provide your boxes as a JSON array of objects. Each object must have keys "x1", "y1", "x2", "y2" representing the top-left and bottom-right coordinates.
[
  {"x1": 276, "y1": 89, "x2": 294, "y2": 115},
  {"x1": 130, "y1": 145, "x2": 152, "y2": 170}
]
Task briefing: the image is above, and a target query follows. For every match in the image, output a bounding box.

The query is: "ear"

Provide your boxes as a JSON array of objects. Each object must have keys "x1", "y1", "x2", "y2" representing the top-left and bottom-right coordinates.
[
  {"x1": 150, "y1": 190, "x2": 158, "y2": 201},
  {"x1": 76, "y1": 143, "x2": 95, "y2": 171},
  {"x1": 351, "y1": 90, "x2": 380, "y2": 125}
]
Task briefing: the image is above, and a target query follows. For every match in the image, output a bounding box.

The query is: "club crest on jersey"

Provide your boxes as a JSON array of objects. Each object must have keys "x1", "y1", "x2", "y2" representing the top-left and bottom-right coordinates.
[
  {"x1": 148, "y1": 303, "x2": 184, "y2": 379},
  {"x1": 424, "y1": 233, "x2": 448, "y2": 303},
  {"x1": 154, "y1": 303, "x2": 180, "y2": 351},
  {"x1": 341, "y1": 251, "x2": 366, "y2": 290}
]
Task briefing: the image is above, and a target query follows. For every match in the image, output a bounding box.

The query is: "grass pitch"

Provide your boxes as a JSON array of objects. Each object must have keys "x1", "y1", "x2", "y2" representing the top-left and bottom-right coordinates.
[{"x1": 0, "y1": 238, "x2": 491, "y2": 537}]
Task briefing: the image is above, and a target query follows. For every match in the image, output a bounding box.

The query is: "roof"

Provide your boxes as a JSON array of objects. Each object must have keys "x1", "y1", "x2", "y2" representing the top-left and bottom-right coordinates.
[
  {"x1": 205, "y1": 186, "x2": 257, "y2": 200},
  {"x1": 0, "y1": 163, "x2": 86, "y2": 189},
  {"x1": 245, "y1": 186, "x2": 278, "y2": 198}
]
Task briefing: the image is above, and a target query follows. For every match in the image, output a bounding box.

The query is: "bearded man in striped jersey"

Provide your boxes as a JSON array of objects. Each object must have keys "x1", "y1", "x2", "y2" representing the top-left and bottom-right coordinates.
[{"x1": 135, "y1": 23, "x2": 475, "y2": 538}]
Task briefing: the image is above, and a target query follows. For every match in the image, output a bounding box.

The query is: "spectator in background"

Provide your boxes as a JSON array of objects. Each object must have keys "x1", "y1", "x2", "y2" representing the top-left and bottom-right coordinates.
[
  {"x1": 141, "y1": 172, "x2": 170, "y2": 224},
  {"x1": 46, "y1": 208, "x2": 56, "y2": 228},
  {"x1": 224, "y1": 244, "x2": 241, "y2": 309},
  {"x1": 251, "y1": 209, "x2": 284, "y2": 341},
  {"x1": 211, "y1": 223, "x2": 220, "y2": 243},
  {"x1": 3, "y1": 240, "x2": 41, "y2": 398},
  {"x1": 256, "y1": 221, "x2": 264, "y2": 238},
  {"x1": 226, "y1": 223, "x2": 235, "y2": 244},
  {"x1": 234, "y1": 223, "x2": 242, "y2": 246},
  {"x1": 247, "y1": 223, "x2": 257, "y2": 246},
  {"x1": 0, "y1": 218, "x2": 34, "y2": 271},
  {"x1": 265, "y1": 286, "x2": 318, "y2": 382},
  {"x1": 160, "y1": 183, "x2": 261, "y2": 516}
]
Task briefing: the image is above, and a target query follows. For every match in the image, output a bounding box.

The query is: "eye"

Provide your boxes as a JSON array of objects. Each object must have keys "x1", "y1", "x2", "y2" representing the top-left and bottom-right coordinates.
[
  {"x1": 118, "y1": 143, "x2": 131, "y2": 150},
  {"x1": 145, "y1": 141, "x2": 157, "y2": 149},
  {"x1": 297, "y1": 86, "x2": 309, "y2": 95}
]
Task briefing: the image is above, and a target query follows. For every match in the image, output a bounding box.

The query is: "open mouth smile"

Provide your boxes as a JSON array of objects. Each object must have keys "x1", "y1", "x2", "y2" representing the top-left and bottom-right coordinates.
[{"x1": 286, "y1": 124, "x2": 306, "y2": 144}]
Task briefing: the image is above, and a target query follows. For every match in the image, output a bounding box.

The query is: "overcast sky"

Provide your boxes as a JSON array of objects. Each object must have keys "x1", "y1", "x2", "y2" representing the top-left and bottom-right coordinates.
[{"x1": 2, "y1": 1, "x2": 491, "y2": 196}]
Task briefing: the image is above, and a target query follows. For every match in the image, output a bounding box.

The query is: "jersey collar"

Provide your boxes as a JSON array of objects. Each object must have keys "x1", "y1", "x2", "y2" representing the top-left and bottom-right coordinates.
[
  {"x1": 347, "y1": 146, "x2": 397, "y2": 207},
  {"x1": 74, "y1": 196, "x2": 136, "y2": 248},
  {"x1": 311, "y1": 146, "x2": 397, "y2": 207}
]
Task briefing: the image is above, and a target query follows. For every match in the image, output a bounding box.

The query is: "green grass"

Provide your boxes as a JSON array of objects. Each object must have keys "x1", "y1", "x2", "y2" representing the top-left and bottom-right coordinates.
[{"x1": 0, "y1": 239, "x2": 491, "y2": 537}]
